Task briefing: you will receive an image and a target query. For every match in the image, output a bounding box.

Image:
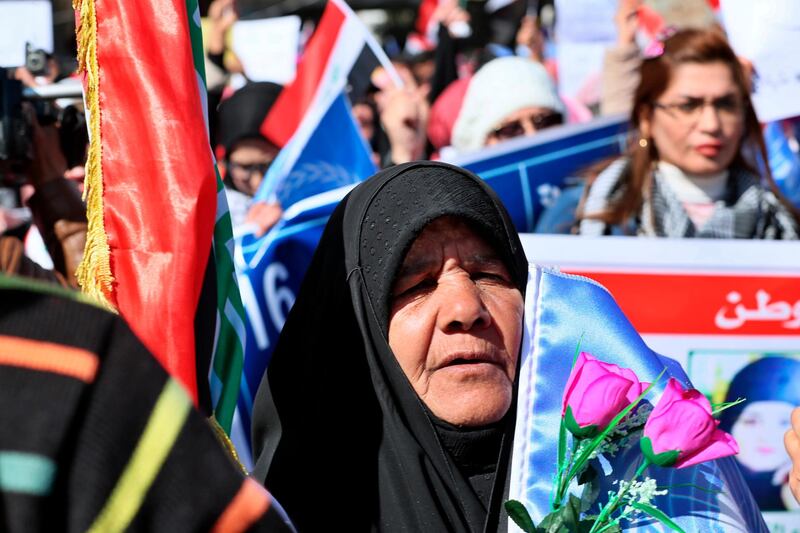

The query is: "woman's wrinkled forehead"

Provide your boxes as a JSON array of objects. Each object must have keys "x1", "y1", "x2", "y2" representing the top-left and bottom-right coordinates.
[
  {"x1": 354, "y1": 165, "x2": 525, "y2": 333},
  {"x1": 395, "y1": 216, "x2": 509, "y2": 283}
]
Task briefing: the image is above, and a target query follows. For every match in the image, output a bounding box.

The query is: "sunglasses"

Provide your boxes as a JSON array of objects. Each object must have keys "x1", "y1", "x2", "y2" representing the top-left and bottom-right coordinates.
[{"x1": 490, "y1": 111, "x2": 564, "y2": 141}]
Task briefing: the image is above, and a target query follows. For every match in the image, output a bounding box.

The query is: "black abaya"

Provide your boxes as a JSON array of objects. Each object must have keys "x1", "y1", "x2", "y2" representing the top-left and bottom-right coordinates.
[{"x1": 251, "y1": 162, "x2": 528, "y2": 532}]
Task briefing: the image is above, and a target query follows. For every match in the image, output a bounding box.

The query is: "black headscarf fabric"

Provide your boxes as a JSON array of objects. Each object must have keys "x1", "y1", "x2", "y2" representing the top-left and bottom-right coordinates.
[
  {"x1": 217, "y1": 82, "x2": 283, "y2": 154},
  {"x1": 251, "y1": 161, "x2": 528, "y2": 532}
]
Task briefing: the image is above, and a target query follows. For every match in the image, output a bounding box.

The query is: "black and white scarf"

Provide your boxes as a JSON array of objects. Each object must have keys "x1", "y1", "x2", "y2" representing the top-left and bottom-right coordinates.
[{"x1": 579, "y1": 159, "x2": 799, "y2": 239}]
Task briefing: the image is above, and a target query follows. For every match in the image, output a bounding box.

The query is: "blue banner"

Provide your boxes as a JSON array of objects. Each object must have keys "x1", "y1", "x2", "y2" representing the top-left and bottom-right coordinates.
[
  {"x1": 449, "y1": 114, "x2": 627, "y2": 232},
  {"x1": 256, "y1": 93, "x2": 377, "y2": 209}
]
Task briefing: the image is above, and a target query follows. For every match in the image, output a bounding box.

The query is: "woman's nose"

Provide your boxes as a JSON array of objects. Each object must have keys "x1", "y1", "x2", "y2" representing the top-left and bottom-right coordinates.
[
  {"x1": 437, "y1": 276, "x2": 492, "y2": 333},
  {"x1": 521, "y1": 117, "x2": 537, "y2": 136},
  {"x1": 697, "y1": 102, "x2": 722, "y2": 133}
]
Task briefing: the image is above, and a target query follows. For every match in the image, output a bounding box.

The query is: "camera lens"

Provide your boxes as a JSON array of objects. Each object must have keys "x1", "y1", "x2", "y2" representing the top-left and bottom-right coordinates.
[{"x1": 25, "y1": 50, "x2": 48, "y2": 77}]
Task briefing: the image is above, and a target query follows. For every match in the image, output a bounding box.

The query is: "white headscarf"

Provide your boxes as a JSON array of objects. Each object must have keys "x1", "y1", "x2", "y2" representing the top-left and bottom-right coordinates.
[{"x1": 451, "y1": 57, "x2": 564, "y2": 153}]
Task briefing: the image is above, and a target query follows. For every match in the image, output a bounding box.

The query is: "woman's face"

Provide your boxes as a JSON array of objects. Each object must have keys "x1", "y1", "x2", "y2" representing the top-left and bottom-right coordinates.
[
  {"x1": 226, "y1": 138, "x2": 279, "y2": 196},
  {"x1": 485, "y1": 106, "x2": 563, "y2": 146},
  {"x1": 640, "y1": 62, "x2": 745, "y2": 176},
  {"x1": 387, "y1": 217, "x2": 524, "y2": 427},
  {"x1": 731, "y1": 401, "x2": 794, "y2": 472}
]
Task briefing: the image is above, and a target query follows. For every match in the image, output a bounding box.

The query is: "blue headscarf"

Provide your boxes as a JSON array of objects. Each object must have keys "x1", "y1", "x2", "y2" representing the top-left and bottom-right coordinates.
[{"x1": 719, "y1": 356, "x2": 800, "y2": 433}]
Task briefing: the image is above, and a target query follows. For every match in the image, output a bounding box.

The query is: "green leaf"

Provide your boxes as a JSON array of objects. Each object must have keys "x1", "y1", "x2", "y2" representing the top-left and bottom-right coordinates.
[
  {"x1": 572, "y1": 333, "x2": 585, "y2": 365},
  {"x1": 594, "y1": 522, "x2": 622, "y2": 533},
  {"x1": 565, "y1": 368, "x2": 666, "y2": 485},
  {"x1": 630, "y1": 503, "x2": 686, "y2": 533},
  {"x1": 562, "y1": 336, "x2": 586, "y2": 470},
  {"x1": 711, "y1": 396, "x2": 746, "y2": 416},
  {"x1": 565, "y1": 406, "x2": 599, "y2": 439},
  {"x1": 505, "y1": 500, "x2": 538, "y2": 533},
  {"x1": 537, "y1": 510, "x2": 561, "y2": 531},
  {"x1": 640, "y1": 437, "x2": 680, "y2": 468},
  {"x1": 558, "y1": 409, "x2": 568, "y2": 488},
  {"x1": 539, "y1": 495, "x2": 584, "y2": 533},
  {"x1": 578, "y1": 520, "x2": 603, "y2": 533}
]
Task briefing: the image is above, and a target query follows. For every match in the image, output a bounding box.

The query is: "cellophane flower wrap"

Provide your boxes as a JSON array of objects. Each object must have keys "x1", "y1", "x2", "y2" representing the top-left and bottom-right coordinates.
[{"x1": 505, "y1": 348, "x2": 740, "y2": 533}]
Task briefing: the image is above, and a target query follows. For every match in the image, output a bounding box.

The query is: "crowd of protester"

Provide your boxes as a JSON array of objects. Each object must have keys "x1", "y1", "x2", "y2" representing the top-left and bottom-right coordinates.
[
  {"x1": 2, "y1": 0, "x2": 800, "y2": 530},
  {"x1": 4, "y1": 0, "x2": 800, "y2": 267}
]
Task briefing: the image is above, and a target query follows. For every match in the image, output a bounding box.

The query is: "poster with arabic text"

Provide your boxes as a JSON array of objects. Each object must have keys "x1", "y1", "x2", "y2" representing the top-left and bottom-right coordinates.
[{"x1": 521, "y1": 235, "x2": 800, "y2": 532}]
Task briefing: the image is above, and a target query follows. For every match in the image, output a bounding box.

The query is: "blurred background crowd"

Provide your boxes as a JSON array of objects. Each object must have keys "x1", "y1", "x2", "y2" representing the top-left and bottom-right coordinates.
[{"x1": 3, "y1": 0, "x2": 800, "y2": 261}]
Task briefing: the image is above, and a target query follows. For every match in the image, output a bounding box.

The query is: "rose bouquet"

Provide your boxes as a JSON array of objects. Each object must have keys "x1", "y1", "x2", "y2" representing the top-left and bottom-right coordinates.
[{"x1": 506, "y1": 348, "x2": 743, "y2": 533}]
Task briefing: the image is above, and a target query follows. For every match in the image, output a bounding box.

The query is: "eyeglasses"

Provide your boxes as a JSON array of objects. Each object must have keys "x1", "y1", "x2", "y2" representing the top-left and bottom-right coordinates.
[
  {"x1": 489, "y1": 111, "x2": 564, "y2": 141},
  {"x1": 227, "y1": 161, "x2": 272, "y2": 178},
  {"x1": 652, "y1": 95, "x2": 745, "y2": 125}
]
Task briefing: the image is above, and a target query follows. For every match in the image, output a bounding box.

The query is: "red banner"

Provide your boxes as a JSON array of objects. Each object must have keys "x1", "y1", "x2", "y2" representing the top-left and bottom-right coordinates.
[{"x1": 566, "y1": 271, "x2": 800, "y2": 336}]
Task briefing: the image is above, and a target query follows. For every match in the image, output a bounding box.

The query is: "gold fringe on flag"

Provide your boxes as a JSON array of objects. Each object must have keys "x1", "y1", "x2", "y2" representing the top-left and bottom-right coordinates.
[
  {"x1": 208, "y1": 415, "x2": 248, "y2": 474},
  {"x1": 73, "y1": 0, "x2": 115, "y2": 310}
]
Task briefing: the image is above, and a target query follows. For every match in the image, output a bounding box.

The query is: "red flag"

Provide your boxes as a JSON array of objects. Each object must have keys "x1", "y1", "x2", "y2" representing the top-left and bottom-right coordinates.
[
  {"x1": 74, "y1": 0, "x2": 216, "y2": 402},
  {"x1": 260, "y1": 0, "x2": 346, "y2": 148}
]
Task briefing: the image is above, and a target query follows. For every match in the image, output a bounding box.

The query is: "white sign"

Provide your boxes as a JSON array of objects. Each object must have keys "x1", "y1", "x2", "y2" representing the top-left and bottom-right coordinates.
[
  {"x1": 232, "y1": 16, "x2": 300, "y2": 84},
  {"x1": 721, "y1": 0, "x2": 800, "y2": 122},
  {"x1": 0, "y1": 0, "x2": 53, "y2": 67},
  {"x1": 554, "y1": 0, "x2": 617, "y2": 101}
]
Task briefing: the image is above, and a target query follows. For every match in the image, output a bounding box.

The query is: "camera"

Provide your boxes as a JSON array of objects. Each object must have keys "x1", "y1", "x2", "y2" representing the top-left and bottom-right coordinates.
[
  {"x1": 0, "y1": 68, "x2": 30, "y2": 163},
  {"x1": 25, "y1": 43, "x2": 50, "y2": 78}
]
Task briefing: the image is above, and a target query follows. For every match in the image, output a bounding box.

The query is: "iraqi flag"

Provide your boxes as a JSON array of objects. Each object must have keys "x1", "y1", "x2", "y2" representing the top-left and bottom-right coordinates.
[{"x1": 253, "y1": 0, "x2": 400, "y2": 210}]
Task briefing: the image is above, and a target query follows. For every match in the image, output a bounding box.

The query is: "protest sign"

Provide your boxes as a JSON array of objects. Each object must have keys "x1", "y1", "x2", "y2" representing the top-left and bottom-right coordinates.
[
  {"x1": 553, "y1": 0, "x2": 617, "y2": 101},
  {"x1": 521, "y1": 234, "x2": 800, "y2": 527},
  {"x1": 0, "y1": 0, "x2": 53, "y2": 67},
  {"x1": 721, "y1": 0, "x2": 800, "y2": 122},
  {"x1": 232, "y1": 16, "x2": 300, "y2": 84}
]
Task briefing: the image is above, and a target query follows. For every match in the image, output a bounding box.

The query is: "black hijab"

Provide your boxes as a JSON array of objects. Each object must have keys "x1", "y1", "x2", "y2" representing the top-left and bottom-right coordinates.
[
  {"x1": 251, "y1": 162, "x2": 528, "y2": 532},
  {"x1": 217, "y1": 81, "x2": 283, "y2": 155}
]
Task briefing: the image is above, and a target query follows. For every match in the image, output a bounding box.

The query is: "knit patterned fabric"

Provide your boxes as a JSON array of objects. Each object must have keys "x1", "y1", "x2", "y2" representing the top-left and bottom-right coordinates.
[{"x1": 0, "y1": 275, "x2": 294, "y2": 533}]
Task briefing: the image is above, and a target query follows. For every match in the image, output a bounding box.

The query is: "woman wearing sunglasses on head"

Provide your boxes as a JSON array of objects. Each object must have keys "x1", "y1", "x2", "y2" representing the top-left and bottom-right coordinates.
[
  {"x1": 577, "y1": 29, "x2": 799, "y2": 238},
  {"x1": 450, "y1": 56, "x2": 565, "y2": 154}
]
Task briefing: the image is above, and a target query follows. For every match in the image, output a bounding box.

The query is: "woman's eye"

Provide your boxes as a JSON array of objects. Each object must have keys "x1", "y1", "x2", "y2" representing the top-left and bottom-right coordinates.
[
  {"x1": 677, "y1": 101, "x2": 701, "y2": 114},
  {"x1": 715, "y1": 97, "x2": 741, "y2": 113},
  {"x1": 397, "y1": 278, "x2": 436, "y2": 298},
  {"x1": 473, "y1": 271, "x2": 507, "y2": 283}
]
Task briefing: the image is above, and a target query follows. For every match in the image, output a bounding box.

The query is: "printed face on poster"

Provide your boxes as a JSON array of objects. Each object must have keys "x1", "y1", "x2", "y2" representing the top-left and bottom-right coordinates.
[{"x1": 521, "y1": 234, "x2": 800, "y2": 528}]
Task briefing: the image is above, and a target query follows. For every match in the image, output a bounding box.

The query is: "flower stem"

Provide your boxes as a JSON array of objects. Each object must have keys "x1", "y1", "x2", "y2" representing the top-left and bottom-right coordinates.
[
  {"x1": 554, "y1": 439, "x2": 581, "y2": 508},
  {"x1": 588, "y1": 458, "x2": 651, "y2": 533}
]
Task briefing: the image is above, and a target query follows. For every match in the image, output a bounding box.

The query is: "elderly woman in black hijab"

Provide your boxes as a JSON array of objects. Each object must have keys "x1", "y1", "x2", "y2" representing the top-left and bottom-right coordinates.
[{"x1": 251, "y1": 161, "x2": 528, "y2": 532}]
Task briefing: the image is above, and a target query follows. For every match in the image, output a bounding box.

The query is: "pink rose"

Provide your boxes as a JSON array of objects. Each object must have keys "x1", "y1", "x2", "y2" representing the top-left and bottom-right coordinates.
[
  {"x1": 562, "y1": 352, "x2": 648, "y2": 438},
  {"x1": 641, "y1": 378, "x2": 739, "y2": 468}
]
